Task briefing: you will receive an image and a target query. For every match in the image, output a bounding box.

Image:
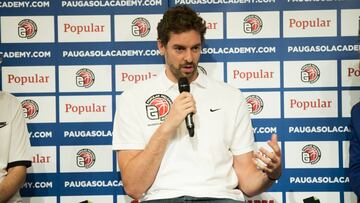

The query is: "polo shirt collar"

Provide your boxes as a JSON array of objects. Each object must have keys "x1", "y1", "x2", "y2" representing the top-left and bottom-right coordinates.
[
  {"x1": 192, "y1": 70, "x2": 207, "y2": 89},
  {"x1": 158, "y1": 68, "x2": 208, "y2": 92}
]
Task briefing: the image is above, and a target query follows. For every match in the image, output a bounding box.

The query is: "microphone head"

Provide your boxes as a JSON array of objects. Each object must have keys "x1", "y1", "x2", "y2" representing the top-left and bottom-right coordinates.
[{"x1": 178, "y1": 77, "x2": 190, "y2": 93}]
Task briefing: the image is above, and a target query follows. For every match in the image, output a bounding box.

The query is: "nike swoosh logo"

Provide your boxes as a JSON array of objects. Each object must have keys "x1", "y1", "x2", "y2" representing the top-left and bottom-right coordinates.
[
  {"x1": 0, "y1": 122, "x2": 7, "y2": 128},
  {"x1": 210, "y1": 108, "x2": 221, "y2": 112}
]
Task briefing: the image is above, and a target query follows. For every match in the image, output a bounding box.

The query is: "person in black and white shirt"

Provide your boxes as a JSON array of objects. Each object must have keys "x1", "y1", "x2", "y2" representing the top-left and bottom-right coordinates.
[{"x1": 0, "y1": 91, "x2": 32, "y2": 203}]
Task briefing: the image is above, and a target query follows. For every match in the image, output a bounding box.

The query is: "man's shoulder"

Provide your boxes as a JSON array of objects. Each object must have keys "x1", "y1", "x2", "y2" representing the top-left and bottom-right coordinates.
[
  {"x1": 0, "y1": 92, "x2": 22, "y2": 125},
  {"x1": 206, "y1": 76, "x2": 244, "y2": 98},
  {"x1": 0, "y1": 91, "x2": 19, "y2": 106},
  {"x1": 118, "y1": 77, "x2": 161, "y2": 100}
]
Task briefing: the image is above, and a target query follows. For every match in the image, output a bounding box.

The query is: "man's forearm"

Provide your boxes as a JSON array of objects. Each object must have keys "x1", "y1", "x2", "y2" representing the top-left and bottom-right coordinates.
[
  {"x1": 239, "y1": 170, "x2": 274, "y2": 197},
  {"x1": 0, "y1": 166, "x2": 26, "y2": 203},
  {"x1": 234, "y1": 148, "x2": 281, "y2": 198},
  {"x1": 120, "y1": 124, "x2": 175, "y2": 199}
]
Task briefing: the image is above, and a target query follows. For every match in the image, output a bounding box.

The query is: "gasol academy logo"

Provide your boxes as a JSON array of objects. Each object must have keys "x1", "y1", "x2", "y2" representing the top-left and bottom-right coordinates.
[
  {"x1": 132, "y1": 17, "x2": 150, "y2": 38},
  {"x1": 302, "y1": 144, "x2": 321, "y2": 165},
  {"x1": 76, "y1": 148, "x2": 96, "y2": 169},
  {"x1": 146, "y1": 94, "x2": 172, "y2": 121},
  {"x1": 76, "y1": 68, "x2": 95, "y2": 88},
  {"x1": 246, "y1": 95, "x2": 264, "y2": 115},
  {"x1": 243, "y1": 15, "x2": 263, "y2": 34},
  {"x1": 21, "y1": 99, "x2": 39, "y2": 119},
  {"x1": 18, "y1": 19, "x2": 38, "y2": 39},
  {"x1": 301, "y1": 63, "x2": 320, "y2": 84}
]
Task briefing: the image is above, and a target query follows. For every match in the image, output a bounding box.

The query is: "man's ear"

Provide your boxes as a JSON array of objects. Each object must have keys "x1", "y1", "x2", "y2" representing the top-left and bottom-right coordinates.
[{"x1": 157, "y1": 40, "x2": 165, "y2": 56}]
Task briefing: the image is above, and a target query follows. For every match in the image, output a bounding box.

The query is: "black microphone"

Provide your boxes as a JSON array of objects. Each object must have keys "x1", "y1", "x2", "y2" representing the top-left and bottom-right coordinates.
[{"x1": 178, "y1": 77, "x2": 195, "y2": 137}]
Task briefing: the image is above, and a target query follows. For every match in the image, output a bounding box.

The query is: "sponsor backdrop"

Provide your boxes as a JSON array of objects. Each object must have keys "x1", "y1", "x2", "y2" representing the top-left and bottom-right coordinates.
[{"x1": 0, "y1": 0, "x2": 359, "y2": 202}]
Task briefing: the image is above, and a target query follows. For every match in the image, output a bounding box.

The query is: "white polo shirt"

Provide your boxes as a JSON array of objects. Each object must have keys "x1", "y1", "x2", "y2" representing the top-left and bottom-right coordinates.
[
  {"x1": 0, "y1": 92, "x2": 32, "y2": 202},
  {"x1": 113, "y1": 70, "x2": 254, "y2": 201}
]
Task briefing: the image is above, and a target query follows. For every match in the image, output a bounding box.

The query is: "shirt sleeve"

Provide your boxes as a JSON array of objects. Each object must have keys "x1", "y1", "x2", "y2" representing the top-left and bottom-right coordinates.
[
  {"x1": 112, "y1": 92, "x2": 146, "y2": 150},
  {"x1": 7, "y1": 98, "x2": 32, "y2": 169},
  {"x1": 230, "y1": 91, "x2": 255, "y2": 155}
]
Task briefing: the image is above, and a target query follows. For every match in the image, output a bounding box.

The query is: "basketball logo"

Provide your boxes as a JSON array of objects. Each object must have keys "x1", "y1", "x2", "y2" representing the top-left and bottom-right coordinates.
[
  {"x1": 76, "y1": 68, "x2": 95, "y2": 88},
  {"x1": 132, "y1": 17, "x2": 150, "y2": 38},
  {"x1": 21, "y1": 99, "x2": 39, "y2": 119},
  {"x1": 301, "y1": 63, "x2": 320, "y2": 84},
  {"x1": 18, "y1": 19, "x2": 38, "y2": 39},
  {"x1": 76, "y1": 148, "x2": 96, "y2": 169},
  {"x1": 302, "y1": 144, "x2": 321, "y2": 165},
  {"x1": 243, "y1": 14, "x2": 263, "y2": 34},
  {"x1": 145, "y1": 94, "x2": 172, "y2": 121},
  {"x1": 246, "y1": 95, "x2": 264, "y2": 115}
]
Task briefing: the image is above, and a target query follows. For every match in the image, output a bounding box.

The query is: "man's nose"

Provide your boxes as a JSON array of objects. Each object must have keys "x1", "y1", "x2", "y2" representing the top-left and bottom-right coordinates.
[{"x1": 184, "y1": 49, "x2": 193, "y2": 63}]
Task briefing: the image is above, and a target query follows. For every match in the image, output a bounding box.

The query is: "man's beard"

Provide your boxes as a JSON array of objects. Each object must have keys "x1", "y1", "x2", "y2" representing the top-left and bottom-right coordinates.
[{"x1": 169, "y1": 62, "x2": 198, "y2": 80}]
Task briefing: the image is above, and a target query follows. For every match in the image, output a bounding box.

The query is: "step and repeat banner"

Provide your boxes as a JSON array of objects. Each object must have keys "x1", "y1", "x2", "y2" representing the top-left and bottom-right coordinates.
[{"x1": 0, "y1": 0, "x2": 360, "y2": 202}]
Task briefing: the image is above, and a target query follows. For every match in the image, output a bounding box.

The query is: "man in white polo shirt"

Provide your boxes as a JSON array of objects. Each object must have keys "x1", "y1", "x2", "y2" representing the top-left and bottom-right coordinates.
[
  {"x1": 112, "y1": 5, "x2": 281, "y2": 202},
  {"x1": 0, "y1": 91, "x2": 32, "y2": 203}
]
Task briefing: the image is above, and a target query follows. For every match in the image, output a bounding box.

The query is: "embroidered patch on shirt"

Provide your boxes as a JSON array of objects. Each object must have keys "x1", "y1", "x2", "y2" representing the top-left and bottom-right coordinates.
[{"x1": 145, "y1": 94, "x2": 172, "y2": 122}]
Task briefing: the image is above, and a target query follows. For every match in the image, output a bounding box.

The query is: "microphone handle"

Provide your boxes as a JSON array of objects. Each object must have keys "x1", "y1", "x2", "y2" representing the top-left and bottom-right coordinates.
[{"x1": 185, "y1": 113, "x2": 194, "y2": 137}]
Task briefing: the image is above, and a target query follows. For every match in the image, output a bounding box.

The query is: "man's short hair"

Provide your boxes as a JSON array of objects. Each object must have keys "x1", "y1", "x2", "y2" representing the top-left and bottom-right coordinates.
[{"x1": 157, "y1": 5, "x2": 207, "y2": 46}]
